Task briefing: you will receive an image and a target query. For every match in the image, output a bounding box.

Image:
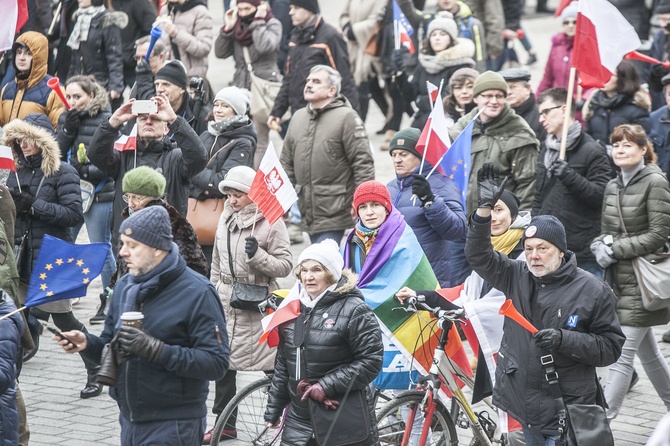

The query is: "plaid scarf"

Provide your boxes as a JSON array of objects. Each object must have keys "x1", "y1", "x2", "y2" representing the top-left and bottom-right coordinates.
[{"x1": 67, "y1": 6, "x2": 106, "y2": 50}]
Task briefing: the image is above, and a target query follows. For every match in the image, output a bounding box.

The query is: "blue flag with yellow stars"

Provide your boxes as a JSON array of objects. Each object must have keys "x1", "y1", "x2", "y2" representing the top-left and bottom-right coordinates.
[
  {"x1": 439, "y1": 117, "x2": 475, "y2": 208},
  {"x1": 25, "y1": 235, "x2": 110, "y2": 307}
]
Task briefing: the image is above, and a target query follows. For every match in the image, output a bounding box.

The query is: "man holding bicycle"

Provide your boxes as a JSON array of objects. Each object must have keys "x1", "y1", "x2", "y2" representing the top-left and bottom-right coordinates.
[{"x1": 465, "y1": 163, "x2": 624, "y2": 446}]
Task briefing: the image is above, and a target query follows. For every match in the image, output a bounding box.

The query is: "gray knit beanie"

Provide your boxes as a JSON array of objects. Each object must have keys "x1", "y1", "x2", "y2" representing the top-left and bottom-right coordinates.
[
  {"x1": 214, "y1": 87, "x2": 250, "y2": 116},
  {"x1": 119, "y1": 206, "x2": 173, "y2": 251},
  {"x1": 427, "y1": 14, "x2": 458, "y2": 42}
]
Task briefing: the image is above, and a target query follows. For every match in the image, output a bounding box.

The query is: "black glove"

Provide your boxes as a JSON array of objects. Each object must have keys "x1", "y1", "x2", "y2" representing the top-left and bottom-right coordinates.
[
  {"x1": 135, "y1": 58, "x2": 151, "y2": 75},
  {"x1": 550, "y1": 159, "x2": 573, "y2": 180},
  {"x1": 476, "y1": 163, "x2": 508, "y2": 209},
  {"x1": 63, "y1": 108, "x2": 81, "y2": 135},
  {"x1": 649, "y1": 63, "x2": 670, "y2": 93},
  {"x1": 392, "y1": 48, "x2": 407, "y2": 73},
  {"x1": 342, "y1": 22, "x2": 356, "y2": 41},
  {"x1": 411, "y1": 174, "x2": 435, "y2": 205},
  {"x1": 116, "y1": 326, "x2": 164, "y2": 363},
  {"x1": 10, "y1": 190, "x2": 35, "y2": 215},
  {"x1": 534, "y1": 328, "x2": 562, "y2": 350},
  {"x1": 245, "y1": 236, "x2": 259, "y2": 258}
]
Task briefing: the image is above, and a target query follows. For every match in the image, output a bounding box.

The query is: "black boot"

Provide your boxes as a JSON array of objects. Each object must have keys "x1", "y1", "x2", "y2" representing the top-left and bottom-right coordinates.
[
  {"x1": 89, "y1": 293, "x2": 108, "y2": 325},
  {"x1": 80, "y1": 367, "x2": 103, "y2": 399}
]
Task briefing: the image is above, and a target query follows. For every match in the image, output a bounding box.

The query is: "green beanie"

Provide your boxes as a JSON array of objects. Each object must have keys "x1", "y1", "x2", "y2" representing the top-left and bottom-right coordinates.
[
  {"x1": 473, "y1": 71, "x2": 508, "y2": 98},
  {"x1": 389, "y1": 127, "x2": 422, "y2": 158},
  {"x1": 122, "y1": 166, "x2": 166, "y2": 197}
]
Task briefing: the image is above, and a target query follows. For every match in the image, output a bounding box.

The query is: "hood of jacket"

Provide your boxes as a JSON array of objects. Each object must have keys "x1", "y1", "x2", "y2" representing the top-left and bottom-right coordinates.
[
  {"x1": 419, "y1": 38, "x2": 476, "y2": 69},
  {"x1": 306, "y1": 94, "x2": 349, "y2": 118},
  {"x1": 168, "y1": 0, "x2": 207, "y2": 14},
  {"x1": 98, "y1": 10, "x2": 129, "y2": 29},
  {"x1": 2, "y1": 119, "x2": 61, "y2": 177},
  {"x1": 83, "y1": 81, "x2": 111, "y2": 117},
  {"x1": 15, "y1": 31, "x2": 49, "y2": 89},
  {"x1": 329, "y1": 269, "x2": 359, "y2": 295},
  {"x1": 590, "y1": 89, "x2": 651, "y2": 113}
]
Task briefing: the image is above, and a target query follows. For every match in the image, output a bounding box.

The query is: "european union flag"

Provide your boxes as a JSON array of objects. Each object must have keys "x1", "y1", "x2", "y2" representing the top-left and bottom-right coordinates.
[
  {"x1": 439, "y1": 118, "x2": 475, "y2": 208},
  {"x1": 25, "y1": 235, "x2": 110, "y2": 307}
]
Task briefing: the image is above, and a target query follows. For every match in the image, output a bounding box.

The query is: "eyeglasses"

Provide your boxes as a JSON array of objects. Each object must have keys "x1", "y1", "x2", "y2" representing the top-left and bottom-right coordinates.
[
  {"x1": 479, "y1": 93, "x2": 506, "y2": 102},
  {"x1": 122, "y1": 194, "x2": 153, "y2": 205},
  {"x1": 539, "y1": 105, "x2": 562, "y2": 117},
  {"x1": 562, "y1": 20, "x2": 577, "y2": 26}
]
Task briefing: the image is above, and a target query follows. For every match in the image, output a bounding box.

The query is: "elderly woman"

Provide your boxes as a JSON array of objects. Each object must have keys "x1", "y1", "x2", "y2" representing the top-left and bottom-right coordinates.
[
  {"x1": 205, "y1": 166, "x2": 292, "y2": 444},
  {"x1": 264, "y1": 239, "x2": 383, "y2": 445}
]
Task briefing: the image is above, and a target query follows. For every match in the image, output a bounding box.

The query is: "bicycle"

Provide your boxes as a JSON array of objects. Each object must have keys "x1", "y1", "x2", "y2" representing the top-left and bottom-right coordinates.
[{"x1": 376, "y1": 295, "x2": 505, "y2": 446}]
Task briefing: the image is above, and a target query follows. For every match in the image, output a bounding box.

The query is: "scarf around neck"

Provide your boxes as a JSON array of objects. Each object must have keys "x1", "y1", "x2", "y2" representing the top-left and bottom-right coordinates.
[
  {"x1": 354, "y1": 221, "x2": 380, "y2": 255},
  {"x1": 491, "y1": 228, "x2": 524, "y2": 255},
  {"x1": 68, "y1": 6, "x2": 106, "y2": 50},
  {"x1": 543, "y1": 121, "x2": 582, "y2": 171}
]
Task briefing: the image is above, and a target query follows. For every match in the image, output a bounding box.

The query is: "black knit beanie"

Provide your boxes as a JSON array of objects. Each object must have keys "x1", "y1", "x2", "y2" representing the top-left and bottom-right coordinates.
[
  {"x1": 155, "y1": 60, "x2": 188, "y2": 90},
  {"x1": 498, "y1": 190, "x2": 520, "y2": 220},
  {"x1": 523, "y1": 215, "x2": 567, "y2": 253},
  {"x1": 290, "y1": 0, "x2": 320, "y2": 14}
]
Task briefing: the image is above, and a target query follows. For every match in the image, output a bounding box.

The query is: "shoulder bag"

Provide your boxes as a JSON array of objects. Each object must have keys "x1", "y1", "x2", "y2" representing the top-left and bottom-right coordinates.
[
  {"x1": 226, "y1": 228, "x2": 268, "y2": 311},
  {"x1": 242, "y1": 46, "x2": 289, "y2": 124},
  {"x1": 615, "y1": 193, "x2": 670, "y2": 311}
]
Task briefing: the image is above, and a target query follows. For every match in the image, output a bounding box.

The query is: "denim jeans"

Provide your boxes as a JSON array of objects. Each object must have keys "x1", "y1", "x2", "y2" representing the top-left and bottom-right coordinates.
[
  {"x1": 309, "y1": 230, "x2": 345, "y2": 245},
  {"x1": 522, "y1": 426, "x2": 559, "y2": 446},
  {"x1": 577, "y1": 259, "x2": 604, "y2": 281},
  {"x1": 119, "y1": 414, "x2": 205, "y2": 446},
  {"x1": 71, "y1": 201, "x2": 116, "y2": 290},
  {"x1": 605, "y1": 325, "x2": 670, "y2": 419}
]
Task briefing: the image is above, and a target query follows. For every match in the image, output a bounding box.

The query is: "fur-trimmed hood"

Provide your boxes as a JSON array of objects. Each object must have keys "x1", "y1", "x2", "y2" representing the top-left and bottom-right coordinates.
[
  {"x1": 84, "y1": 81, "x2": 111, "y2": 117},
  {"x1": 1, "y1": 119, "x2": 61, "y2": 177},
  {"x1": 334, "y1": 269, "x2": 359, "y2": 294},
  {"x1": 419, "y1": 38, "x2": 476, "y2": 74},
  {"x1": 73, "y1": 9, "x2": 129, "y2": 30}
]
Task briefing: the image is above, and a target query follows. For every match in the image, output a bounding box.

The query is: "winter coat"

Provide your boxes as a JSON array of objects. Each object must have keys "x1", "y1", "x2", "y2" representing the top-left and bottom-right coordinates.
[
  {"x1": 110, "y1": 0, "x2": 157, "y2": 74},
  {"x1": 281, "y1": 95, "x2": 375, "y2": 234},
  {"x1": 593, "y1": 164, "x2": 670, "y2": 327},
  {"x1": 189, "y1": 117, "x2": 257, "y2": 200},
  {"x1": 462, "y1": 0, "x2": 504, "y2": 58},
  {"x1": 585, "y1": 90, "x2": 651, "y2": 150},
  {"x1": 514, "y1": 94, "x2": 546, "y2": 142},
  {"x1": 84, "y1": 245, "x2": 229, "y2": 423},
  {"x1": 67, "y1": 10, "x2": 127, "y2": 95},
  {"x1": 56, "y1": 81, "x2": 116, "y2": 204},
  {"x1": 264, "y1": 270, "x2": 383, "y2": 444},
  {"x1": 646, "y1": 29, "x2": 667, "y2": 112},
  {"x1": 0, "y1": 32, "x2": 65, "y2": 130},
  {"x1": 537, "y1": 33, "x2": 575, "y2": 95},
  {"x1": 3, "y1": 118, "x2": 84, "y2": 312},
  {"x1": 160, "y1": 0, "x2": 212, "y2": 78},
  {"x1": 270, "y1": 15, "x2": 359, "y2": 117},
  {"x1": 647, "y1": 106, "x2": 670, "y2": 176},
  {"x1": 214, "y1": 16, "x2": 283, "y2": 89},
  {"x1": 0, "y1": 293, "x2": 23, "y2": 446},
  {"x1": 532, "y1": 130, "x2": 610, "y2": 262},
  {"x1": 174, "y1": 92, "x2": 212, "y2": 137},
  {"x1": 432, "y1": 2, "x2": 488, "y2": 72},
  {"x1": 387, "y1": 169, "x2": 467, "y2": 287},
  {"x1": 211, "y1": 201, "x2": 292, "y2": 371},
  {"x1": 339, "y1": 0, "x2": 383, "y2": 85},
  {"x1": 450, "y1": 103, "x2": 539, "y2": 214},
  {"x1": 88, "y1": 116, "x2": 207, "y2": 241},
  {"x1": 465, "y1": 215, "x2": 625, "y2": 435}
]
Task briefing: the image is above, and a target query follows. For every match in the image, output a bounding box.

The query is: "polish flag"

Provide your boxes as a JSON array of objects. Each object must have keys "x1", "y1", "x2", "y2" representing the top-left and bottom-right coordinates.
[
  {"x1": 0, "y1": 145, "x2": 16, "y2": 171},
  {"x1": 554, "y1": 0, "x2": 573, "y2": 17},
  {"x1": 416, "y1": 99, "x2": 453, "y2": 174},
  {"x1": 0, "y1": 0, "x2": 28, "y2": 51},
  {"x1": 114, "y1": 124, "x2": 137, "y2": 152},
  {"x1": 259, "y1": 283, "x2": 301, "y2": 347},
  {"x1": 248, "y1": 142, "x2": 298, "y2": 225},
  {"x1": 571, "y1": 0, "x2": 641, "y2": 88},
  {"x1": 426, "y1": 81, "x2": 439, "y2": 105}
]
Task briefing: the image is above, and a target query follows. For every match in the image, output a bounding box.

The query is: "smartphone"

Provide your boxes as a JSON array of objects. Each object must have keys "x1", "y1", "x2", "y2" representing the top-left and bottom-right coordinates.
[
  {"x1": 131, "y1": 100, "x2": 158, "y2": 115},
  {"x1": 46, "y1": 326, "x2": 78, "y2": 348}
]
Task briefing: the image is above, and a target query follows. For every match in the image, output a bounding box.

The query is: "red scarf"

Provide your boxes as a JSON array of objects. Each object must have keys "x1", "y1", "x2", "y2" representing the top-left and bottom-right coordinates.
[{"x1": 234, "y1": 11, "x2": 274, "y2": 47}]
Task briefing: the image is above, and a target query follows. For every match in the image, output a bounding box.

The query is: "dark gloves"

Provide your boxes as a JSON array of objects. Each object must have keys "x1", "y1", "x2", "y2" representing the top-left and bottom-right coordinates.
[
  {"x1": 476, "y1": 163, "x2": 508, "y2": 209},
  {"x1": 245, "y1": 236, "x2": 259, "y2": 258},
  {"x1": 135, "y1": 58, "x2": 152, "y2": 75},
  {"x1": 342, "y1": 22, "x2": 356, "y2": 41},
  {"x1": 297, "y1": 380, "x2": 339, "y2": 410},
  {"x1": 649, "y1": 63, "x2": 670, "y2": 93},
  {"x1": 392, "y1": 48, "x2": 407, "y2": 73},
  {"x1": 534, "y1": 328, "x2": 562, "y2": 350},
  {"x1": 591, "y1": 240, "x2": 617, "y2": 268},
  {"x1": 116, "y1": 326, "x2": 164, "y2": 363},
  {"x1": 411, "y1": 174, "x2": 435, "y2": 206},
  {"x1": 63, "y1": 108, "x2": 81, "y2": 135},
  {"x1": 550, "y1": 159, "x2": 573, "y2": 180},
  {"x1": 10, "y1": 190, "x2": 35, "y2": 216}
]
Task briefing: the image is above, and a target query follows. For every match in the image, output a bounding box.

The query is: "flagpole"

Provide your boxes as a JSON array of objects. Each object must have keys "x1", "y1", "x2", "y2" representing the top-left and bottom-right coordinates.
[
  {"x1": 426, "y1": 109, "x2": 482, "y2": 180},
  {"x1": 427, "y1": 81, "x2": 434, "y2": 111},
  {"x1": 0, "y1": 306, "x2": 27, "y2": 321},
  {"x1": 559, "y1": 66, "x2": 577, "y2": 161},
  {"x1": 394, "y1": 20, "x2": 400, "y2": 50}
]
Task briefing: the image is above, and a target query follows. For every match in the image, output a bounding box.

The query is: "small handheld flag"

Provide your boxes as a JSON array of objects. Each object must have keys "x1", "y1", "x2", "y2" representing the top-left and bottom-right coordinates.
[{"x1": 114, "y1": 124, "x2": 138, "y2": 152}]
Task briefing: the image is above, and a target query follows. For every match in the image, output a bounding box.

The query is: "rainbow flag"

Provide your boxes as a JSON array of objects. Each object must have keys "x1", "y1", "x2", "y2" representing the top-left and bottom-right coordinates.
[{"x1": 343, "y1": 208, "x2": 471, "y2": 389}]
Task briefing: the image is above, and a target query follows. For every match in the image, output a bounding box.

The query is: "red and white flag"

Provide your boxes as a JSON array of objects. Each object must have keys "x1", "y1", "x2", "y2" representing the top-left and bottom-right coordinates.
[
  {"x1": 416, "y1": 99, "x2": 453, "y2": 174},
  {"x1": 571, "y1": 0, "x2": 641, "y2": 88},
  {"x1": 259, "y1": 283, "x2": 301, "y2": 347},
  {"x1": 0, "y1": 145, "x2": 16, "y2": 171},
  {"x1": 248, "y1": 142, "x2": 297, "y2": 225},
  {"x1": 426, "y1": 81, "x2": 439, "y2": 106},
  {"x1": 0, "y1": 0, "x2": 28, "y2": 51},
  {"x1": 114, "y1": 124, "x2": 137, "y2": 152}
]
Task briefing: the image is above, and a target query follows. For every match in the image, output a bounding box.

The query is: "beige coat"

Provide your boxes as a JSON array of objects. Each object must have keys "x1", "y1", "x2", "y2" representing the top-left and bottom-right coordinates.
[
  {"x1": 210, "y1": 201, "x2": 292, "y2": 371},
  {"x1": 340, "y1": 0, "x2": 384, "y2": 85},
  {"x1": 160, "y1": 2, "x2": 213, "y2": 78}
]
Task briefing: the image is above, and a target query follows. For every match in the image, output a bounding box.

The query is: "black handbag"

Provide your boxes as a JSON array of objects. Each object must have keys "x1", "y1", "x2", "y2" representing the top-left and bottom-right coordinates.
[
  {"x1": 226, "y1": 229, "x2": 268, "y2": 311},
  {"x1": 13, "y1": 230, "x2": 30, "y2": 281},
  {"x1": 308, "y1": 385, "x2": 372, "y2": 446}
]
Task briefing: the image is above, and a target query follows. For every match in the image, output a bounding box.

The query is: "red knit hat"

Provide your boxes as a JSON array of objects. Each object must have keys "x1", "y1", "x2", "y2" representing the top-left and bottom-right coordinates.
[{"x1": 353, "y1": 181, "x2": 392, "y2": 213}]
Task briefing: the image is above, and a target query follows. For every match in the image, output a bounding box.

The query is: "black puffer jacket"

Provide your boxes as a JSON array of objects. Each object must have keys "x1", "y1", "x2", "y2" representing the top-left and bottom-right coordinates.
[
  {"x1": 67, "y1": 10, "x2": 127, "y2": 95},
  {"x1": 585, "y1": 90, "x2": 651, "y2": 150},
  {"x1": 264, "y1": 271, "x2": 383, "y2": 445},
  {"x1": 56, "y1": 81, "x2": 116, "y2": 203},
  {"x1": 189, "y1": 116, "x2": 256, "y2": 200},
  {"x1": 465, "y1": 215, "x2": 624, "y2": 436},
  {"x1": 532, "y1": 129, "x2": 611, "y2": 262}
]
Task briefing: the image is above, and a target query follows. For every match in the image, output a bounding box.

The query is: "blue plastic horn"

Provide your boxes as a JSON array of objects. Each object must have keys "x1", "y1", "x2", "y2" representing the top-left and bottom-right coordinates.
[{"x1": 145, "y1": 26, "x2": 164, "y2": 62}]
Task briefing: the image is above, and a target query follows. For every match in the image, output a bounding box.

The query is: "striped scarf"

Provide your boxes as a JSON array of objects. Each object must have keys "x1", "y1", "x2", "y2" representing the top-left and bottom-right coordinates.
[{"x1": 68, "y1": 6, "x2": 106, "y2": 50}]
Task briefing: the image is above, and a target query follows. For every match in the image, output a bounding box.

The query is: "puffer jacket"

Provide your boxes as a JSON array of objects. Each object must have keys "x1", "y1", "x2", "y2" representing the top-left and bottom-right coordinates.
[
  {"x1": 585, "y1": 89, "x2": 651, "y2": 149},
  {"x1": 160, "y1": 0, "x2": 212, "y2": 78},
  {"x1": 0, "y1": 293, "x2": 23, "y2": 446},
  {"x1": 281, "y1": 95, "x2": 374, "y2": 234},
  {"x1": 593, "y1": 164, "x2": 670, "y2": 327},
  {"x1": 450, "y1": 103, "x2": 539, "y2": 214},
  {"x1": 189, "y1": 117, "x2": 257, "y2": 200},
  {"x1": 211, "y1": 201, "x2": 292, "y2": 371},
  {"x1": 532, "y1": 129, "x2": 610, "y2": 262},
  {"x1": 387, "y1": 168, "x2": 467, "y2": 287},
  {"x1": 537, "y1": 33, "x2": 575, "y2": 95},
  {"x1": 264, "y1": 270, "x2": 383, "y2": 445},
  {"x1": 56, "y1": 82, "x2": 116, "y2": 203},
  {"x1": 3, "y1": 117, "x2": 84, "y2": 310},
  {"x1": 67, "y1": 10, "x2": 127, "y2": 94},
  {"x1": 0, "y1": 32, "x2": 65, "y2": 130},
  {"x1": 466, "y1": 215, "x2": 625, "y2": 435}
]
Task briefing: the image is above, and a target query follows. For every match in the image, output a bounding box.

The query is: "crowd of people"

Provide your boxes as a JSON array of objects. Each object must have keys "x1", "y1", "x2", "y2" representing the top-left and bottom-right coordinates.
[{"x1": 1, "y1": 0, "x2": 670, "y2": 445}]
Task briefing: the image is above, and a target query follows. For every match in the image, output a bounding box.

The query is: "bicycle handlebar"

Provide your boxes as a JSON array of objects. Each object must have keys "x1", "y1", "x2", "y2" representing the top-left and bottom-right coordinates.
[{"x1": 402, "y1": 295, "x2": 466, "y2": 323}]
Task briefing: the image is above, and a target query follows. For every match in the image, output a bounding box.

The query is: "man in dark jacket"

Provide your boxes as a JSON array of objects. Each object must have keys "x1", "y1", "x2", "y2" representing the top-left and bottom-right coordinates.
[
  {"x1": 532, "y1": 88, "x2": 611, "y2": 278},
  {"x1": 56, "y1": 206, "x2": 229, "y2": 445},
  {"x1": 467, "y1": 163, "x2": 624, "y2": 445},
  {"x1": 648, "y1": 72, "x2": 670, "y2": 177},
  {"x1": 267, "y1": 0, "x2": 359, "y2": 129},
  {"x1": 499, "y1": 68, "x2": 546, "y2": 141},
  {"x1": 88, "y1": 93, "x2": 207, "y2": 246}
]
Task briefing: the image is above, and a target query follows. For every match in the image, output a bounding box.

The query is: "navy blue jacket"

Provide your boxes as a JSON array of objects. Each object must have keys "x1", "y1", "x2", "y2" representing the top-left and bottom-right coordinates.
[
  {"x1": 0, "y1": 295, "x2": 22, "y2": 446},
  {"x1": 648, "y1": 106, "x2": 670, "y2": 177}
]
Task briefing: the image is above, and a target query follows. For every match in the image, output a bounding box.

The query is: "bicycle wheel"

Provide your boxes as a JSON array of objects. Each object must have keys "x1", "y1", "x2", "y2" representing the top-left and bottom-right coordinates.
[
  {"x1": 211, "y1": 376, "x2": 282, "y2": 446},
  {"x1": 376, "y1": 390, "x2": 458, "y2": 446}
]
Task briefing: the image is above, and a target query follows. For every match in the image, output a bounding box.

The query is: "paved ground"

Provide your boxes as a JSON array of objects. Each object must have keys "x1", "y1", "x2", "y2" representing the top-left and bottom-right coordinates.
[{"x1": 19, "y1": 0, "x2": 670, "y2": 444}]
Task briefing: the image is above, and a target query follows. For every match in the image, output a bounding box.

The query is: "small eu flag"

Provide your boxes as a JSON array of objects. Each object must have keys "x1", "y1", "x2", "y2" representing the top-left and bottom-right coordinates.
[
  {"x1": 439, "y1": 117, "x2": 475, "y2": 208},
  {"x1": 25, "y1": 235, "x2": 110, "y2": 307}
]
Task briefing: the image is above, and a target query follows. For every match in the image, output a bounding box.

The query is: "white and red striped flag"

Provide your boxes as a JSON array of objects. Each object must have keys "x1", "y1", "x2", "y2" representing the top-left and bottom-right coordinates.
[
  {"x1": 248, "y1": 142, "x2": 297, "y2": 225},
  {"x1": 0, "y1": 0, "x2": 28, "y2": 51},
  {"x1": 0, "y1": 146, "x2": 16, "y2": 171},
  {"x1": 571, "y1": 0, "x2": 641, "y2": 88},
  {"x1": 416, "y1": 97, "x2": 453, "y2": 174},
  {"x1": 426, "y1": 81, "x2": 439, "y2": 105},
  {"x1": 114, "y1": 124, "x2": 137, "y2": 152},
  {"x1": 259, "y1": 283, "x2": 301, "y2": 347}
]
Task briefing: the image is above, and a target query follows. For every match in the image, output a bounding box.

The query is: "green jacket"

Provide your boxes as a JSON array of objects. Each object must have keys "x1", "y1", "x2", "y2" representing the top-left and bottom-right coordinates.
[{"x1": 450, "y1": 103, "x2": 539, "y2": 214}]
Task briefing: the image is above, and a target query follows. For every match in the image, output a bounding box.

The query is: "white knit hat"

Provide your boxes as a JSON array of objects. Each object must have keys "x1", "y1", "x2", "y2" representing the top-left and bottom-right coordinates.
[
  {"x1": 297, "y1": 239, "x2": 344, "y2": 281},
  {"x1": 427, "y1": 12, "x2": 458, "y2": 42},
  {"x1": 218, "y1": 166, "x2": 256, "y2": 194}
]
